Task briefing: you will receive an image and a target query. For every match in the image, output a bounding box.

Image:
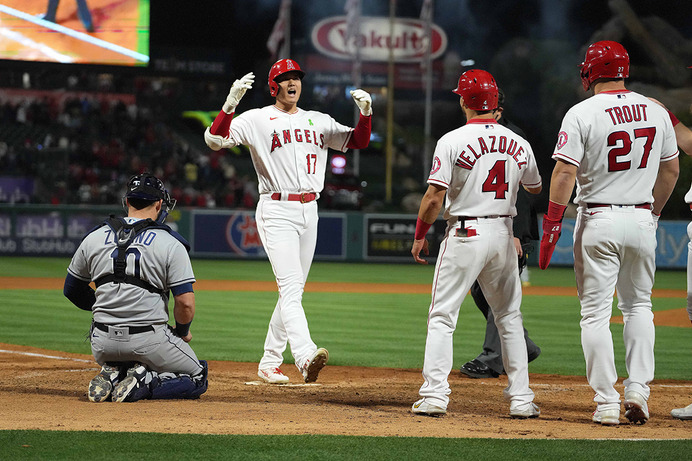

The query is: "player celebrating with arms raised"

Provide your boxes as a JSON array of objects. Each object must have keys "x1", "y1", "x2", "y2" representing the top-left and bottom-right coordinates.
[
  {"x1": 204, "y1": 59, "x2": 372, "y2": 384},
  {"x1": 539, "y1": 41, "x2": 679, "y2": 425},
  {"x1": 410, "y1": 69, "x2": 542, "y2": 418}
]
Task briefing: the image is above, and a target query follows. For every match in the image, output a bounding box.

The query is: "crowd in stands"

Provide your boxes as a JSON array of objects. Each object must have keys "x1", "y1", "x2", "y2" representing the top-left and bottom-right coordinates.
[{"x1": 0, "y1": 69, "x2": 260, "y2": 209}]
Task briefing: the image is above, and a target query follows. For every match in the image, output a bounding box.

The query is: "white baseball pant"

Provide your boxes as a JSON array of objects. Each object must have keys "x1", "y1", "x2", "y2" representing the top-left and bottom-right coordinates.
[
  {"x1": 255, "y1": 196, "x2": 319, "y2": 371},
  {"x1": 573, "y1": 206, "x2": 656, "y2": 411},
  {"x1": 418, "y1": 217, "x2": 534, "y2": 409}
]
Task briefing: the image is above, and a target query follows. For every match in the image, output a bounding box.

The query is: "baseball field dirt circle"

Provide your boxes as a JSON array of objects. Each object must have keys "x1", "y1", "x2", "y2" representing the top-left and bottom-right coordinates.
[{"x1": 1, "y1": 342, "x2": 691, "y2": 439}]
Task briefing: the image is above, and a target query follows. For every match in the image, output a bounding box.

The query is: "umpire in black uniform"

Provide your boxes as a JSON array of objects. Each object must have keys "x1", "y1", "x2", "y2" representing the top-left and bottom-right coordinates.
[{"x1": 459, "y1": 89, "x2": 542, "y2": 378}]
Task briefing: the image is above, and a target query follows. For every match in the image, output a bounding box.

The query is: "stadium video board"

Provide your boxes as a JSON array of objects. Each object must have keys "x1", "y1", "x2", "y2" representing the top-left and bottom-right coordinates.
[{"x1": 0, "y1": 0, "x2": 149, "y2": 67}]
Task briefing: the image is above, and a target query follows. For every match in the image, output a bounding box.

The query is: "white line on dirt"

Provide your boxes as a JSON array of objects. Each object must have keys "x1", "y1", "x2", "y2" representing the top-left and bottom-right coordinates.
[{"x1": 0, "y1": 349, "x2": 92, "y2": 363}]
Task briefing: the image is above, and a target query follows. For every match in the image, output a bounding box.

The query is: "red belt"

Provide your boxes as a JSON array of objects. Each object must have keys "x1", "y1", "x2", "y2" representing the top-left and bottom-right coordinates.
[
  {"x1": 458, "y1": 215, "x2": 511, "y2": 220},
  {"x1": 270, "y1": 192, "x2": 317, "y2": 203},
  {"x1": 586, "y1": 203, "x2": 652, "y2": 210}
]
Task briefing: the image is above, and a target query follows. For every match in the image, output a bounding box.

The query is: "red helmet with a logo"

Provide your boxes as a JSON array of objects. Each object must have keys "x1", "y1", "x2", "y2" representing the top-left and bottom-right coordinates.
[
  {"x1": 268, "y1": 59, "x2": 305, "y2": 97},
  {"x1": 452, "y1": 69, "x2": 499, "y2": 111},
  {"x1": 579, "y1": 40, "x2": 629, "y2": 91}
]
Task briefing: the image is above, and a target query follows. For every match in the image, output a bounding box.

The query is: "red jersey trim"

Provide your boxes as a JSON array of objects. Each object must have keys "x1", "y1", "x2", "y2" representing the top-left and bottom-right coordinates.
[
  {"x1": 521, "y1": 181, "x2": 543, "y2": 188},
  {"x1": 466, "y1": 118, "x2": 498, "y2": 125},
  {"x1": 340, "y1": 131, "x2": 352, "y2": 152},
  {"x1": 553, "y1": 152, "x2": 580, "y2": 167},
  {"x1": 599, "y1": 90, "x2": 632, "y2": 95},
  {"x1": 428, "y1": 178, "x2": 449, "y2": 188},
  {"x1": 271, "y1": 105, "x2": 300, "y2": 115},
  {"x1": 661, "y1": 150, "x2": 679, "y2": 161}
]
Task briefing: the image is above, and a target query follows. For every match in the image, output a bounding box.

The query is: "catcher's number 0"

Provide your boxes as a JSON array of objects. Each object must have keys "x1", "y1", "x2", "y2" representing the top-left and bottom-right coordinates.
[{"x1": 105, "y1": 230, "x2": 157, "y2": 277}]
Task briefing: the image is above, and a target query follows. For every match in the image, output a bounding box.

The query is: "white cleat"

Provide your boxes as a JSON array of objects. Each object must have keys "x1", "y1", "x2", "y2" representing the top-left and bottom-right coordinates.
[
  {"x1": 510, "y1": 402, "x2": 540, "y2": 419},
  {"x1": 671, "y1": 403, "x2": 692, "y2": 420},
  {"x1": 258, "y1": 367, "x2": 290, "y2": 384},
  {"x1": 411, "y1": 398, "x2": 447, "y2": 416},
  {"x1": 302, "y1": 348, "x2": 329, "y2": 383},
  {"x1": 592, "y1": 408, "x2": 620, "y2": 426},
  {"x1": 624, "y1": 391, "x2": 649, "y2": 425}
]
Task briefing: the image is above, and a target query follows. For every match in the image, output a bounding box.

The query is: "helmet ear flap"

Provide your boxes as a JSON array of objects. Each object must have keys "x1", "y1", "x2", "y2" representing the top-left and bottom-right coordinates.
[
  {"x1": 580, "y1": 64, "x2": 591, "y2": 91},
  {"x1": 269, "y1": 80, "x2": 279, "y2": 97}
]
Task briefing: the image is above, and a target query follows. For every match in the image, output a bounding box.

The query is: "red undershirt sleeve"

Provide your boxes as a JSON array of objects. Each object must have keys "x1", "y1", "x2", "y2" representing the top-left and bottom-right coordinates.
[
  {"x1": 209, "y1": 110, "x2": 234, "y2": 136},
  {"x1": 346, "y1": 113, "x2": 372, "y2": 149}
]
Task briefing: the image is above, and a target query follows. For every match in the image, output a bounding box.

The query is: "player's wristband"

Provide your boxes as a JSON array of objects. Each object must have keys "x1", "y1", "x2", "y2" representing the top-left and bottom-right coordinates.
[
  {"x1": 209, "y1": 110, "x2": 234, "y2": 136},
  {"x1": 545, "y1": 200, "x2": 567, "y2": 222},
  {"x1": 175, "y1": 321, "x2": 192, "y2": 337},
  {"x1": 666, "y1": 109, "x2": 680, "y2": 127},
  {"x1": 415, "y1": 217, "x2": 432, "y2": 240}
]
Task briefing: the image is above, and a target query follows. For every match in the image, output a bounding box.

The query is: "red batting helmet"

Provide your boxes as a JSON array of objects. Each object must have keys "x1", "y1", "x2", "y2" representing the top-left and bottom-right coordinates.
[
  {"x1": 579, "y1": 40, "x2": 629, "y2": 91},
  {"x1": 268, "y1": 59, "x2": 305, "y2": 97},
  {"x1": 452, "y1": 69, "x2": 499, "y2": 111}
]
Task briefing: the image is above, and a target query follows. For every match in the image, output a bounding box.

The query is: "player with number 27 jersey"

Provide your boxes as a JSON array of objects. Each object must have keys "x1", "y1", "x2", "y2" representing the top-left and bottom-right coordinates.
[
  {"x1": 428, "y1": 119, "x2": 541, "y2": 219},
  {"x1": 553, "y1": 90, "x2": 678, "y2": 206}
]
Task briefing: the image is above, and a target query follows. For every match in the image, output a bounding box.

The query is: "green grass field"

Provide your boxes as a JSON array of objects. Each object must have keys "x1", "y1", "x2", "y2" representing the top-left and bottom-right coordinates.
[
  {"x1": 1, "y1": 431, "x2": 690, "y2": 461},
  {"x1": 0, "y1": 257, "x2": 690, "y2": 459}
]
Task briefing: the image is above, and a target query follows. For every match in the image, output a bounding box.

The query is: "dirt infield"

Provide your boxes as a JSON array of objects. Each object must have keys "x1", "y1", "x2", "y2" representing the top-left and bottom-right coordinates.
[
  {"x1": 1, "y1": 276, "x2": 690, "y2": 438},
  {"x1": 1, "y1": 342, "x2": 691, "y2": 439}
]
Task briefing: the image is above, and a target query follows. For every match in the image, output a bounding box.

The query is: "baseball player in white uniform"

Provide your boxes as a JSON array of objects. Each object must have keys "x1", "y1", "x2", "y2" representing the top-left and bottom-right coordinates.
[
  {"x1": 64, "y1": 173, "x2": 208, "y2": 402},
  {"x1": 410, "y1": 69, "x2": 542, "y2": 418},
  {"x1": 204, "y1": 59, "x2": 372, "y2": 384},
  {"x1": 539, "y1": 41, "x2": 679, "y2": 425},
  {"x1": 648, "y1": 99, "x2": 692, "y2": 421}
]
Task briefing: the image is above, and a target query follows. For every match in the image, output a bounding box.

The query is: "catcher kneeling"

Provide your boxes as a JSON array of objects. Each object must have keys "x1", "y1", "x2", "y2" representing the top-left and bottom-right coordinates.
[{"x1": 63, "y1": 173, "x2": 208, "y2": 402}]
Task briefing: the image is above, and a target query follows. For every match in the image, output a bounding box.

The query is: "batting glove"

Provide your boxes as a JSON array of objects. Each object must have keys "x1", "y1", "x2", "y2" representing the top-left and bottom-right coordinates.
[
  {"x1": 350, "y1": 89, "x2": 372, "y2": 116},
  {"x1": 538, "y1": 201, "x2": 567, "y2": 270},
  {"x1": 223, "y1": 72, "x2": 255, "y2": 114}
]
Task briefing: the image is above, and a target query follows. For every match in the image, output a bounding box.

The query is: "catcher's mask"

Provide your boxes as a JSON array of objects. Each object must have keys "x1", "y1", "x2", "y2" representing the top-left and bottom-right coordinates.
[
  {"x1": 268, "y1": 58, "x2": 305, "y2": 97},
  {"x1": 453, "y1": 69, "x2": 499, "y2": 111},
  {"x1": 579, "y1": 40, "x2": 629, "y2": 91},
  {"x1": 123, "y1": 173, "x2": 176, "y2": 223}
]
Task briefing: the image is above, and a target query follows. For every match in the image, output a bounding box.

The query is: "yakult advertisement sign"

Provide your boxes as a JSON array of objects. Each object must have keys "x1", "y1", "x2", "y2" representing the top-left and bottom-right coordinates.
[{"x1": 311, "y1": 16, "x2": 447, "y2": 63}]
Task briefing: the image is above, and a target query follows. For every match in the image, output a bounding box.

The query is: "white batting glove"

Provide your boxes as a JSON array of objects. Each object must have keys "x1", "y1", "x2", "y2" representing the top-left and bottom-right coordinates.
[
  {"x1": 223, "y1": 72, "x2": 255, "y2": 114},
  {"x1": 350, "y1": 89, "x2": 372, "y2": 116}
]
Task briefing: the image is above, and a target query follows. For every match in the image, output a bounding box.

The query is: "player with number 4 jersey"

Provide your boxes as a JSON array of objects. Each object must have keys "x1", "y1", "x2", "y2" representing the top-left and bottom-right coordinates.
[
  {"x1": 204, "y1": 59, "x2": 372, "y2": 384},
  {"x1": 410, "y1": 69, "x2": 542, "y2": 418}
]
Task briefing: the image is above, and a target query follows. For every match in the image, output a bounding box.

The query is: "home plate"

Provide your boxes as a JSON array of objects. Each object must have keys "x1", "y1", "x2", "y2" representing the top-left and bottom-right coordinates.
[{"x1": 244, "y1": 380, "x2": 322, "y2": 387}]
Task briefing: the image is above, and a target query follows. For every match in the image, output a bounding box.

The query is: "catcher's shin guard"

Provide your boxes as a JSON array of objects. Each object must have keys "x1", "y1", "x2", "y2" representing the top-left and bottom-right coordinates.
[{"x1": 150, "y1": 360, "x2": 208, "y2": 399}]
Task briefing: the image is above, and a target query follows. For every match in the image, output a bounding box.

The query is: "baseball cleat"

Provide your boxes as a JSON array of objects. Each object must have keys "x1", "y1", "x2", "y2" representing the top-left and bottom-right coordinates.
[
  {"x1": 87, "y1": 364, "x2": 120, "y2": 403},
  {"x1": 411, "y1": 398, "x2": 447, "y2": 416},
  {"x1": 459, "y1": 359, "x2": 500, "y2": 378},
  {"x1": 302, "y1": 348, "x2": 329, "y2": 383},
  {"x1": 624, "y1": 391, "x2": 649, "y2": 425},
  {"x1": 671, "y1": 403, "x2": 692, "y2": 420},
  {"x1": 528, "y1": 347, "x2": 541, "y2": 363},
  {"x1": 258, "y1": 367, "x2": 289, "y2": 384},
  {"x1": 592, "y1": 408, "x2": 620, "y2": 426},
  {"x1": 113, "y1": 363, "x2": 148, "y2": 403},
  {"x1": 510, "y1": 402, "x2": 540, "y2": 419}
]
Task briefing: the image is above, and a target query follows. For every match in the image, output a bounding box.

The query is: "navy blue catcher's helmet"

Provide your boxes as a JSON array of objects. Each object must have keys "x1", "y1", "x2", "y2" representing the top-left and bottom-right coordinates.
[{"x1": 123, "y1": 173, "x2": 176, "y2": 223}]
